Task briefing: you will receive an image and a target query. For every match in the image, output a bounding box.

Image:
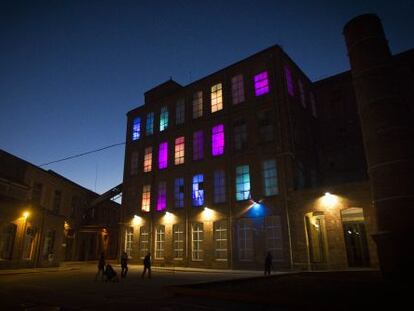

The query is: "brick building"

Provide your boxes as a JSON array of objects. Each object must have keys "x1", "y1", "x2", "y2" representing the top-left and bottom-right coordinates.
[{"x1": 0, "y1": 150, "x2": 120, "y2": 269}]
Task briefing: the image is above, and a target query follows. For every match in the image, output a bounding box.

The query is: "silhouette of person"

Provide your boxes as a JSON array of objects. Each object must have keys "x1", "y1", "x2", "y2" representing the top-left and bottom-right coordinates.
[
  {"x1": 264, "y1": 251, "x2": 273, "y2": 276},
  {"x1": 141, "y1": 252, "x2": 151, "y2": 278},
  {"x1": 95, "y1": 252, "x2": 105, "y2": 281},
  {"x1": 120, "y1": 251, "x2": 128, "y2": 278},
  {"x1": 104, "y1": 264, "x2": 119, "y2": 282}
]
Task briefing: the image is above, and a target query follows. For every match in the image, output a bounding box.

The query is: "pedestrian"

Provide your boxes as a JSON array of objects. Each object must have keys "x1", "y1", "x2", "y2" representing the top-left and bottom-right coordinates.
[
  {"x1": 120, "y1": 251, "x2": 128, "y2": 278},
  {"x1": 264, "y1": 251, "x2": 273, "y2": 276},
  {"x1": 104, "y1": 264, "x2": 119, "y2": 282},
  {"x1": 95, "y1": 252, "x2": 105, "y2": 281},
  {"x1": 141, "y1": 252, "x2": 151, "y2": 279}
]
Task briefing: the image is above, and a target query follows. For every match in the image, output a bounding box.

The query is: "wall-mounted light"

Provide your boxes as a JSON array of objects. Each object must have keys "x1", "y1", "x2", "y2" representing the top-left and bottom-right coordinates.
[
  {"x1": 202, "y1": 207, "x2": 215, "y2": 221},
  {"x1": 22, "y1": 211, "x2": 30, "y2": 219},
  {"x1": 132, "y1": 215, "x2": 142, "y2": 226},
  {"x1": 321, "y1": 192, "x2": 338, "y2": 208},
  {"x1": 164, "y1": 211, "x2": 174, "y2": 224}
]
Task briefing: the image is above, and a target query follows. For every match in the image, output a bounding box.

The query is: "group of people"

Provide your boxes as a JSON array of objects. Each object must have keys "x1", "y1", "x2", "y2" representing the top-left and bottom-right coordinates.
[
  {"x1": 95, "y1": 251, "x2": 274, "y2": 280},
  {"x1": 95, "y1": 251, "x2": 152, "y2": 282}
]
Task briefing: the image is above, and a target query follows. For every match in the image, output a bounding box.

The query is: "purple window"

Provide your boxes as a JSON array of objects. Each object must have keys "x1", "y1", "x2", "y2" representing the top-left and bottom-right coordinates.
[
  {"x1": 212, "y1": 124, "x2": 224, "y2": 156},
  {"x1": 158, "y1": 142, "x2": 168, "y2": 169},
  {"x1": 157, "y1": 181, "x2": 167, "y2": 211},
  {"x1": 285, "y1": 66, "x2": 294, "y2": 96},
  {"x1": 193, "y1": 130, "x2": 204, "y2": 160},
  {"x1": 254, "y1": 71, "x2": 270, "y2": 96}
]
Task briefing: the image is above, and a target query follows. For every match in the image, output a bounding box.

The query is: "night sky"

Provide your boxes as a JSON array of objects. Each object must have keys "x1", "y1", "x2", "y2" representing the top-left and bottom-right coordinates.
[{"x1": 1, "y1": 0, "x2": 413, "y2": 194}]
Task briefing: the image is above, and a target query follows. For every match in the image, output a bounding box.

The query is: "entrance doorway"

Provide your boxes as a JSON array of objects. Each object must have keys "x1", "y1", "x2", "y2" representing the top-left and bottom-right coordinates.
[{"x1": 341, "y1": 208, "x2": 370, "y2": 267}]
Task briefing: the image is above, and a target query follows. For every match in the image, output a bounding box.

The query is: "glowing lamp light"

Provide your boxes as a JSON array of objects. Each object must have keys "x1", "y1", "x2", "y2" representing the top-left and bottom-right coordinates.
[
  {"x1": 22, "y1": 211, "x2": 30, "y2": 219},
  {"x1": 164, "y1": 212, "x2": 174, "y2": 224},
  {"x1": 202, "y1": 207, "x2": 214, "y2": 221},
  {"x1": 322, "y1": 192, "x2": 338, "y2": 208},
  {"x1": 132, "y1": 215, "x2": 142, "y2": 226}
]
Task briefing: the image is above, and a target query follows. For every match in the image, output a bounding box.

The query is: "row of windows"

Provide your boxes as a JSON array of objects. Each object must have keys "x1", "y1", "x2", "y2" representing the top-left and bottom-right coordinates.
[
  {"x1": 130, "y1": 117, "x2": 275, "y2": 175},
  {"x1": 125, "y1": 216, "x2": 283, "y2": 261},
  {"x1": 131, "y1": 66, "x2": 317, "y2": 141},
  {"x1": 140, "y1": 161, "x2": 278, "y2": 212}
]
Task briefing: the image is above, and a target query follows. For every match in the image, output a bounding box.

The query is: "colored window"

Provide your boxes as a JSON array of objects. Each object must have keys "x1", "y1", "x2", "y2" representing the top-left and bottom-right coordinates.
[
  {"x1": 174, "y1": 136, "x2": 185, "y2": 165},
  {"x1": 192, "y1": 91, "x2": 203, "y2": 119},
  {"x1": 192, "y1": 174, "x2": 204, "y2": 207},
  {"x1": 174, "y1": 178, "x2": 185, "y2": 208},
  {"x1": 160, "y1": 107, "x2": 168, "y2": 131},
  {"x1": 155, "y1": 225, "x2": 165, "y2": 259},
  {"x1": 211, "y1": 124, "x2": 224, "y2": 156},
  {"x1": 233, "y1": 119, "x2": 247, "y2": 151},
  {"x1": 130, "y1": 151, "x2": 139, "y2": 175},
  {"x1": 143, "y1": 147, "x2": 152, "y2": 172},
  {"x1": 158, "y1": 142, "x2": 168, "y2": 169},
  {"x1": 213, "y1": 170, "x2": 226, "y2": 203},
  {"x1": 262, "y1": 159, "x2": 278, "y2": 196},
  {"x1": 146, "y1": 112, "x2": 154, "y2": 135},
  {"x1": 285, "y1": 66, "x2": 294, "y2": 96},
  {"x1": 238, "y1": 218, "x2": 253, "y2": 261},
  {"x1": 142, "y1": 184, "x2": 151, "y2": 212},
  {"x1": 235, "y1": 165, "x2": 251, "y2": 201},
  {"x1": 132, "y1": 117, "x2": 141, "y2": 140},
  {"x1": 211, "y1": 83, "x2": 223, "y2": 113},
  {"x1": 231, "y1": 74, "x2": 245, "y2": 104},
  {"x1": 254, "y1": 71, "x2": 269, "y2": 96},
  {"x1": 192, "y1": 223, "x2": 203, "y2": 260},
  {"x1": 173, "y1": 224, "x2": 184, "y2": 259},
  {"x1": 176, "y1": 99, "x2": 185, "y2": 125},
  {"x1": 156, "y1": 181, "x2": 167, "y2": 211},
  {"x1": 214, "y1": 220, "x2": 228, "y2": 260},
  {"x1": 193, "y1": 130, "x2": 204, "y2": 160},
  {"x1": 298, "y1": 80, "x2": 306, "y2": 107}
]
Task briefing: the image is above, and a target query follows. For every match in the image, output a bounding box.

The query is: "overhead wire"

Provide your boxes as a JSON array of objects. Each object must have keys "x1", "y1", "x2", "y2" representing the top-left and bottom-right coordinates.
[{"x1": 39, "y1": 142, "x2": 126, "y2": 167}]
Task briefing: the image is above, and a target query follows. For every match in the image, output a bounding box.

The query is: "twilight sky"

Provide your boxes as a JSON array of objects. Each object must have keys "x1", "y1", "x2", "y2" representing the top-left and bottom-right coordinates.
[{"x1": 1, "y1": 0, "x2": 413, "y2": 195}]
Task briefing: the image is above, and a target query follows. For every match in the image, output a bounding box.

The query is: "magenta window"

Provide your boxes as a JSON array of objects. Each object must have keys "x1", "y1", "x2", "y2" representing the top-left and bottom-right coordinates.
[
  {"x1": 158, "y1": 142, "x2": 168, "y2": 169},
  {"x1": 211, "y1": 124, "x2": 224, "y2": 156},
  {"x1": 157, "y1": 181, "x2": 167, "y2": 211},
  {"x1": 254, "y1": 71, "x2": 269, "y2": 96},
  {"x1": 285, "y1": 66, "x2": 294, "y2": 96},
  {"x1": 193, "y1": 130, "x2": 204, "y2": 160}
]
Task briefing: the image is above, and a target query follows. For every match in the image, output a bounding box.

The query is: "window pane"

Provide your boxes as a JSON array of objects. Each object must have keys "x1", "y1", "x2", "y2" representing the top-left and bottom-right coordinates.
[
  {"x1": 211, "y1": 83, "x2": 223, "y2": 113},
  {"x1": 285, "y1": 66, "x2": 294, "y2": 96},
  {"x1": 232, "y1": 74, "x2": 245, "y2": 104},
  {"x1": 160, "y1": 107, "x2": 169, "y2": 131},
  {"x1": 192, "y1": 223, "x2": 203, "y2": 260},
  {"x1": 142, "y1": 184, "x2": 151, "y2": 212},
  {"x1": 262, "y1": 159, "x2": 279, "y2": 196},
  {"x1": 213, "y1": 170, "x2": 226, "y2": 203},
  {"x1": 174, "y1": 136, "x2": 185, "y2": 165},
  {"x1": 236, "y1": 165, "x2": 251, "y2": 201},
  {"x1": 157, "y1": 181, "x2": 167, "y2": 211},
  {"x1": 176, "y1": 99, "x2": 185, "y2": 125},
  {"x1": 192, "y1": 174, "x2": 204, "y2": 207},
  {"x1": 193, "y1": 91, "x2": 203, "y2": 119},
  {"x1": 174, "y1": 178, "x2": 184, "y2": 208},
  {"x1": 211, "y1": 124, "x2": 224, "y2": 156},
  {"x1": 158, "y1": 142, "x2": 168, "y2": 169},
  {"x1": 132, "y1": 117, "x2": 141, "y2": 140},
  {"x1": 254, "y1": 71, "x2": 270, "y2": 96},
  {"x1": 193, "y1": 130, "x2": 204, "y2": 160},
  {"x1": 143, "y1": 147, "x2": 152, "y2": 172},
  {"x1": 146, "y1": 112, "x2": 154, "y2": 135}
]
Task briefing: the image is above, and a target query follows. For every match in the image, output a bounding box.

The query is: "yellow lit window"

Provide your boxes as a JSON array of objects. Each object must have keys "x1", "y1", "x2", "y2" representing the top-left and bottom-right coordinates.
[
  {"x1": 211, "y1": 83, "x2": 223, "y2": 113},
  {"x1": 174, "y1": 136, "x2": 185, "y2": 165},
  {"x1": 142, "y1": 185, "x2": 151, "y2": 212}
]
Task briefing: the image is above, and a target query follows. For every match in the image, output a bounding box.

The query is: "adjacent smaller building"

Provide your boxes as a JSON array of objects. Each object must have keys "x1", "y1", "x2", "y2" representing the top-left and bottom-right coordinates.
[{"x1": 0, "y1": 150, "x2": 120, "y2": 269}]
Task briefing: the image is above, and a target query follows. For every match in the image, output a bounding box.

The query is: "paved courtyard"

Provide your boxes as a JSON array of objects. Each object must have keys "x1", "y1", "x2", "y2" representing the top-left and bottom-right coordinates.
[{"x1": 0, "y1": 263, "x2": 271, "y2": 310}]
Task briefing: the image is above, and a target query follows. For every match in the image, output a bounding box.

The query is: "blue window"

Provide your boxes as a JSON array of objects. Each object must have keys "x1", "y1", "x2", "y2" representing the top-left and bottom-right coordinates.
[
  {"x1": 160, "y1": 107, "x2": 168, "y2": 131},
  {"x1": 192, "y1": 174, "x2": 204, "y2": 207},
  {"x1": 132, "y1": 117, "x2": 141, "y2": 140},
  {"x1": 146, "y1": 112, "x2": 154, "y2": 135},
  {"x1": 235, "y1": 165, "x2": 251, "y2": 201}
]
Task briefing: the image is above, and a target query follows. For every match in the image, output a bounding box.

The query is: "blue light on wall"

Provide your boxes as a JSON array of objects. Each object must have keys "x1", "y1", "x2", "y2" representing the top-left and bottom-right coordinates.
[{"x1": 247, "y1": 201, "x2": 265, "y2": 217}]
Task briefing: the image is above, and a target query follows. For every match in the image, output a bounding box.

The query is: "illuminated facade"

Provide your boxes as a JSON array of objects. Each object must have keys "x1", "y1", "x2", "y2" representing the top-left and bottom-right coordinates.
[
  {"x1": 121, "y1": 44, "x2": 413, "y2": 270},
  {"x1": 0, "y1": 150, "x2": 120, "y2": 269}
]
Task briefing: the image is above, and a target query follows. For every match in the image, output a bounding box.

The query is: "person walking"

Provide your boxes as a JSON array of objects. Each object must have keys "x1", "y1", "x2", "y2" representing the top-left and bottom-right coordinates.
[
  {"x1": 141, "y1": 252, "x2": 151, "y2": 279},
  {"x1": 264, "y1": 251, "x2": 273, "y2": 276},
  {"x1": 95, "y1": 252, "x2": 105, "y2": 281},
  {"x1": 120, "y1": 251, "x2": 128, "y2": 278}
]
